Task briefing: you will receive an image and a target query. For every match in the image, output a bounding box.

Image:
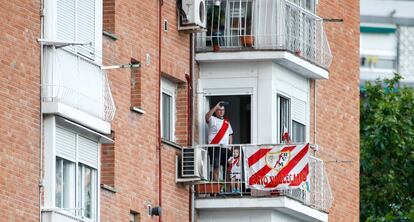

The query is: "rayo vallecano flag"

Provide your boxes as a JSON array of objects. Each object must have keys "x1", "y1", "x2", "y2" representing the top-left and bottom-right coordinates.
[{"x1": 244, "y1": 143, "x2": 310, "y2": 190}]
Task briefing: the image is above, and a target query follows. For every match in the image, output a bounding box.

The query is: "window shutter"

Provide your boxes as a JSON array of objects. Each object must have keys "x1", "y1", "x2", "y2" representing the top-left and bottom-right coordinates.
[
  {"x1": 78, "y1": 136, "x2": 99, "y2": 169},
  {"x1": 56, "y1": 127, "x2": 77, "y2": 162},
  {"x1": 77, "y1": 0, "x2": 96, "y2": 58},
  {"x1": 56, "y1": 0, "x2": 76, "y2": 43},
  {"x1": 291, "y1": 97, "x2": 306, "y2": 124}
]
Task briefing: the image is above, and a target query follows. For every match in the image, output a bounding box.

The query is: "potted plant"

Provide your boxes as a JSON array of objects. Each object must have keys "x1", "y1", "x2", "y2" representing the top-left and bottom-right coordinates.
[
  {"x1": 207, "y1": 1, "x2": 225, "y2": 52},
  {"x1": 240, "y1": 6, "x2": 254, "y2": 47}
]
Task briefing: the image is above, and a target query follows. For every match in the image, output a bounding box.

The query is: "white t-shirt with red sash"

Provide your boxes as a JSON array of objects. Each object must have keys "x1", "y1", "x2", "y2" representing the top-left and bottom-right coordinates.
[
  {"x1": 207, "y1": 116, "x2": 233, "y2": 145},
  {"x1": 228, "y1": 156, "x2": 241, "y2": 180}
]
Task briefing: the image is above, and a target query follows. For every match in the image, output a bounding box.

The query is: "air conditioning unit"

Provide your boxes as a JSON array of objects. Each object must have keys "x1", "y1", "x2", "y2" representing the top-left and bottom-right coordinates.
[
  {"x1": 176, "y1": 146, "x2": 208, "y2": 183},
  {"x1": 178, "y1": 0, "x2": 206, "y2": 32}
]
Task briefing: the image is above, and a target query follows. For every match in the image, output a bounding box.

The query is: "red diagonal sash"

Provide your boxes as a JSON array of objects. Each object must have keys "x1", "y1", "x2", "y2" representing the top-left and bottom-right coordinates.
[{"x1": 210, "y1": 119, "x2": 229, "y2": 144}]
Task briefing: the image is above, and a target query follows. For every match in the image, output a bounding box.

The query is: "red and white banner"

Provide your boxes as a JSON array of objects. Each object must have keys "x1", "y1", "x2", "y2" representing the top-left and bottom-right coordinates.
[{"x1": 244, "y1": 143, "x2": 310, "y2": 190}]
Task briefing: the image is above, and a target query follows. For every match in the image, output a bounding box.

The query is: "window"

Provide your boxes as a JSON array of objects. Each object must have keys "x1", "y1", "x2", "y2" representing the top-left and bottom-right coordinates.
[
  {"x1": 278, "y1": 96, "x2": 290, "y2": 143},
  {"x1": 277, "y1": 95, "x2": 307, "y2": 143},
  {"x1": 55, "y1": 157, "x2": 75, "y2": 213},
  {"x1": 55, "y1": 126, "x2": 99, "y2": 221},
  {"x1": 56, "y1": 0, "x2": 101, "y2": 61},
  {"x1": 161, "y1": 78, "x2": 176, "y2": 141},
  {"x1": 292, "y1": 121, "x2": 305, "y2": 143}
]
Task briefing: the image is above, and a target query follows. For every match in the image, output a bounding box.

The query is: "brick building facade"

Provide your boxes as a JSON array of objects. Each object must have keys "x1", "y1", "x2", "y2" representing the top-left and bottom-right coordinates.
[{"x1": 0, "y1": 0, "x2": 359, "y2": 222}]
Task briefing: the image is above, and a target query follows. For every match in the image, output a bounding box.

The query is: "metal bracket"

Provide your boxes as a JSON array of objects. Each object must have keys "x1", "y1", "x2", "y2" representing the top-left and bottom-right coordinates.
[
  {"x1": 37, "y1": 38, "x2": 91, "y2": 48},
  {"x1": 101, "y1": 63, "x2": 141, "y2": 70}
]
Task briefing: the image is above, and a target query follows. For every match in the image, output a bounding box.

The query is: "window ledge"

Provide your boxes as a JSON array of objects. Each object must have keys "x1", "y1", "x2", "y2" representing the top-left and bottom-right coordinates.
[
  {"x1": 161, "y1": 139, "x2": 183, "y2": 150},
  {"x1": 103, "y1": 31, "x2": 118, "y2": 41},
  {"x1": 101, "y1": 184, "x2": 117, "y2": 193},
  {"x1": 131, "y1": 106, "x2": 146, "y2": 115}
]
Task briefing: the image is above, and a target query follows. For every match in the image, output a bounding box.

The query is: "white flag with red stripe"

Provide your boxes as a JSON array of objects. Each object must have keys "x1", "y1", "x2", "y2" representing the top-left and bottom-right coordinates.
[{"x1": 243, "y1": 143, "x2": 310, "y2": 190}]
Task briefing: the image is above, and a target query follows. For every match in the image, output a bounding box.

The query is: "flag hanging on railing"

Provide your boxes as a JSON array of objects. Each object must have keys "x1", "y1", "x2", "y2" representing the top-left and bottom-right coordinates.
[{"x1": 244, "y1": 143, "x2": 310, "y2": 190}]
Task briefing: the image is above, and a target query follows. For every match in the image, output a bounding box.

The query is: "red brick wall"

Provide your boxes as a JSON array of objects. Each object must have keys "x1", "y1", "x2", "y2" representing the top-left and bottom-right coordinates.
[
  {"x1": 311, "y1": 0, "x2": 360, "y2": 221},
  {"x1": 0, "y1": 0, "x2": 41, "y2": 221},
  {"x1": 100, "y1": 0, "x2": 191, "y2": 221}
]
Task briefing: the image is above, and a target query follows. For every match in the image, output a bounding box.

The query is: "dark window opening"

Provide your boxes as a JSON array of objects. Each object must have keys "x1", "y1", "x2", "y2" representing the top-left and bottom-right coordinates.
[{"x1": 208, "y1": 95, "x2": 251, "y2": 144}]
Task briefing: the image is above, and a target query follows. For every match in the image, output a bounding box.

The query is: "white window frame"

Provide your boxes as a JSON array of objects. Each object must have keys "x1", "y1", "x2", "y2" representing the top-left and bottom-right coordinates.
[
  {"x1": 161, "y1": 78, "x2": 176, "y2": 142},
  {"x1": 277, "y1": 94, "x2": 291, "y2": 144},
  {"x1": 276, "y1": 93, "x2": 308, "y2": 144},
  {"x1": 54, "y1": 127, "x2": 99, "y2": 221},
  {"x1": 43, "y1": 116, "x2": 101, "y2": 222}
]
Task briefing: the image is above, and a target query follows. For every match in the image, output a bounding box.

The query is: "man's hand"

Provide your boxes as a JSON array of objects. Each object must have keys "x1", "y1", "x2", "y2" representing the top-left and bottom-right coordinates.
[{"x1": 205, "y1": 101, "x2": 224, "y2": 123}]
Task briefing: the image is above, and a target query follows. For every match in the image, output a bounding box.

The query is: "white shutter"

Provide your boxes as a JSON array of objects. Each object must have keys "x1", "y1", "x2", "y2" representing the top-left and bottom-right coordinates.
[
  {"x1": 78, "y1": 136, "x2": 99, "y2": 169},
  {"x1": 77, "y1": 0, "x2": 96, "y2": 59},
  {"x1": 291, "y1": 97, "x2": 306, "y2": 124},
  {"x1": 56, "y1": 127, "x2": 77, "y2": 162},
  {"x1": 56, "y1": 0, "x2": 76, "y2": 43}
]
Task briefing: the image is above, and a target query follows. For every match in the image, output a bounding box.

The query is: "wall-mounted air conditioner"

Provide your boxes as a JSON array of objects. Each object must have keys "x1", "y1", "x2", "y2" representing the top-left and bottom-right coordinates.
[
  {"x1": 176, "y1": 146, "x2": 208, "y2": 183},
  {"x1": 178, "y1": 0, "x2": 206, "y2": 32}
]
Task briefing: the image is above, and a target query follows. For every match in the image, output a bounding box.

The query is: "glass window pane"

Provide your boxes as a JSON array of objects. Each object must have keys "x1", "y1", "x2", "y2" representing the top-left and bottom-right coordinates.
[
  {"x1": 55, "y1": 159, "x2": 63, "y2": 208},
  {"x1": 79, "y1": 164, "x2": 97, "y2": 219},
  {"x1": 278, "y1": 96, "x2": 290, "y2": 142},
  {"x1": 55, "y1": 157, "x2": 75, "y2": 213},
  {"x1": 292, "y1": 121, "x2": 305, "y2": 143},
  {"x1": 162, "y1": 93, "x2": 172, "y2": 140}
]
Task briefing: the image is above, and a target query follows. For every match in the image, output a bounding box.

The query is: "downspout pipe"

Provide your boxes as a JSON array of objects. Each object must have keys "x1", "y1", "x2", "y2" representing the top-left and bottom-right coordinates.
[
  {"x1": 157, "y1": 0, "x2": 163, "y2": 221},
  {"x1": 39, "y1": 0, "x2": 45, "y2": 220},
  {"x1": 186, "y1": 33, "x2": 195, "y2": 222}
]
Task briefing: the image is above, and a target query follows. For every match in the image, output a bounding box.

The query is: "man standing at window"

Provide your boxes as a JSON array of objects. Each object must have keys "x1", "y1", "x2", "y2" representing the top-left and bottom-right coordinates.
[{"x1": 205, "y1": 101, "x2": 233, "y2": 181}]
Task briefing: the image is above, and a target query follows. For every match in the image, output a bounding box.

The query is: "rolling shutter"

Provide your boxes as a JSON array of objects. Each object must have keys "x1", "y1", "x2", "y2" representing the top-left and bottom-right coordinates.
[
  {"x1": 56, "y1": 127, "x2": 77, "y2": 162},
  {"x1": 78, "y1": 136, "x2": 99, "y2": 169},
  {"x1": 55, "y1": 0, "x2": 96, "y2": 59},
  {"x1": 77, "y1": 0, "x2": 96, "y2": 58},
  {"x1": 56, "y1": 0, "x2": 76, "y2": 43}
]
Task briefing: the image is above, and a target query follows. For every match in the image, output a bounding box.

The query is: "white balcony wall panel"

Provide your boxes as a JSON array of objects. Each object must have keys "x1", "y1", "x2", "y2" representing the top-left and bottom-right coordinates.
[
  {"x1": 257, "y1": 62, "x2": 276, "y2": 144},
  {"x1": 77, "y1": 57, "x2": 104, "y2": 119},
  {"x1": 274, "y1": 64, "x2": 308, "y2": 102},
  {"x1": 253, "y1": 0, "x2": 279, "y2": 49}
]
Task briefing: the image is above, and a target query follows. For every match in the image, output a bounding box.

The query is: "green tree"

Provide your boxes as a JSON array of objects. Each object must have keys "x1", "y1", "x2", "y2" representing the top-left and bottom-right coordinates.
[{"x1": 361, "y1": 74, "x2": 414, "y2": 221}]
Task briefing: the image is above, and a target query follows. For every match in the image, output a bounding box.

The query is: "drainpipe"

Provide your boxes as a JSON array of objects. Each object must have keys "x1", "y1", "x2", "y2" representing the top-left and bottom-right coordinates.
[
  {"x1": 157, "y1": 0, "x2": 163, "y2": 221},
  {"x1": 39, "y1": 0, "x2": 45, "y2": 221},
  {"x1": 187, "y1": 33, "x2": 195, "y2": 222},
  {"x1": 314, "y1": 80, "x2": 317, "y2": 146}
]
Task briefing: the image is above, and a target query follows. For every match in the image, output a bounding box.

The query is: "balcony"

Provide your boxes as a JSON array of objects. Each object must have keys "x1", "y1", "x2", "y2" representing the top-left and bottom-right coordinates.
[
  {"x1": 191, "y1": 144, "x2": 332, "y2": 222},
  {"x1": 42, "y1": 48, "x2": 116, "y2": 134},
  {"x1": 196, "y1": 0, "x2": 332, "y2": 71}
]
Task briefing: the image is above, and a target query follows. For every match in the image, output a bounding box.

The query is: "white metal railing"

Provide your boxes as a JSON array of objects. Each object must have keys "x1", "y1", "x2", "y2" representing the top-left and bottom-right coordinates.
[
  {"x1": 196, "y1": 0, "x2": 333, "y2": 69},
  {"x1": 193, "y1": 144, "x2": 333, "y2": 212},
  {"x1": 42, "y1": 82, "x2": 115, "y2": 122}
]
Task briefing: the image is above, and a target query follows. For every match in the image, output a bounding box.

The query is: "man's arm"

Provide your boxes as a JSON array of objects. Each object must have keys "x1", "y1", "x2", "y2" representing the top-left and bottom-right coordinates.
[
  {"x1": 205, "y1": 101, "x2": 223, "y2": 123},
  {"x1": 229, "y1": 135, "x2": 233, "y2": 144}
]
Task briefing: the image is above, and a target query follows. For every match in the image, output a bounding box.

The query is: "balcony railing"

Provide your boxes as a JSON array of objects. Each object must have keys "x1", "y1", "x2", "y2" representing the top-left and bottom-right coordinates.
[
  {"x1": 194, "y1": 144, "x2": 333, "y2": 212},
  {"x1": 42, "y1": 48, "x2": 116, "y2": 122},
  {"x1": 196, "y1": 0, "x2": 333, "y2": 69}
]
